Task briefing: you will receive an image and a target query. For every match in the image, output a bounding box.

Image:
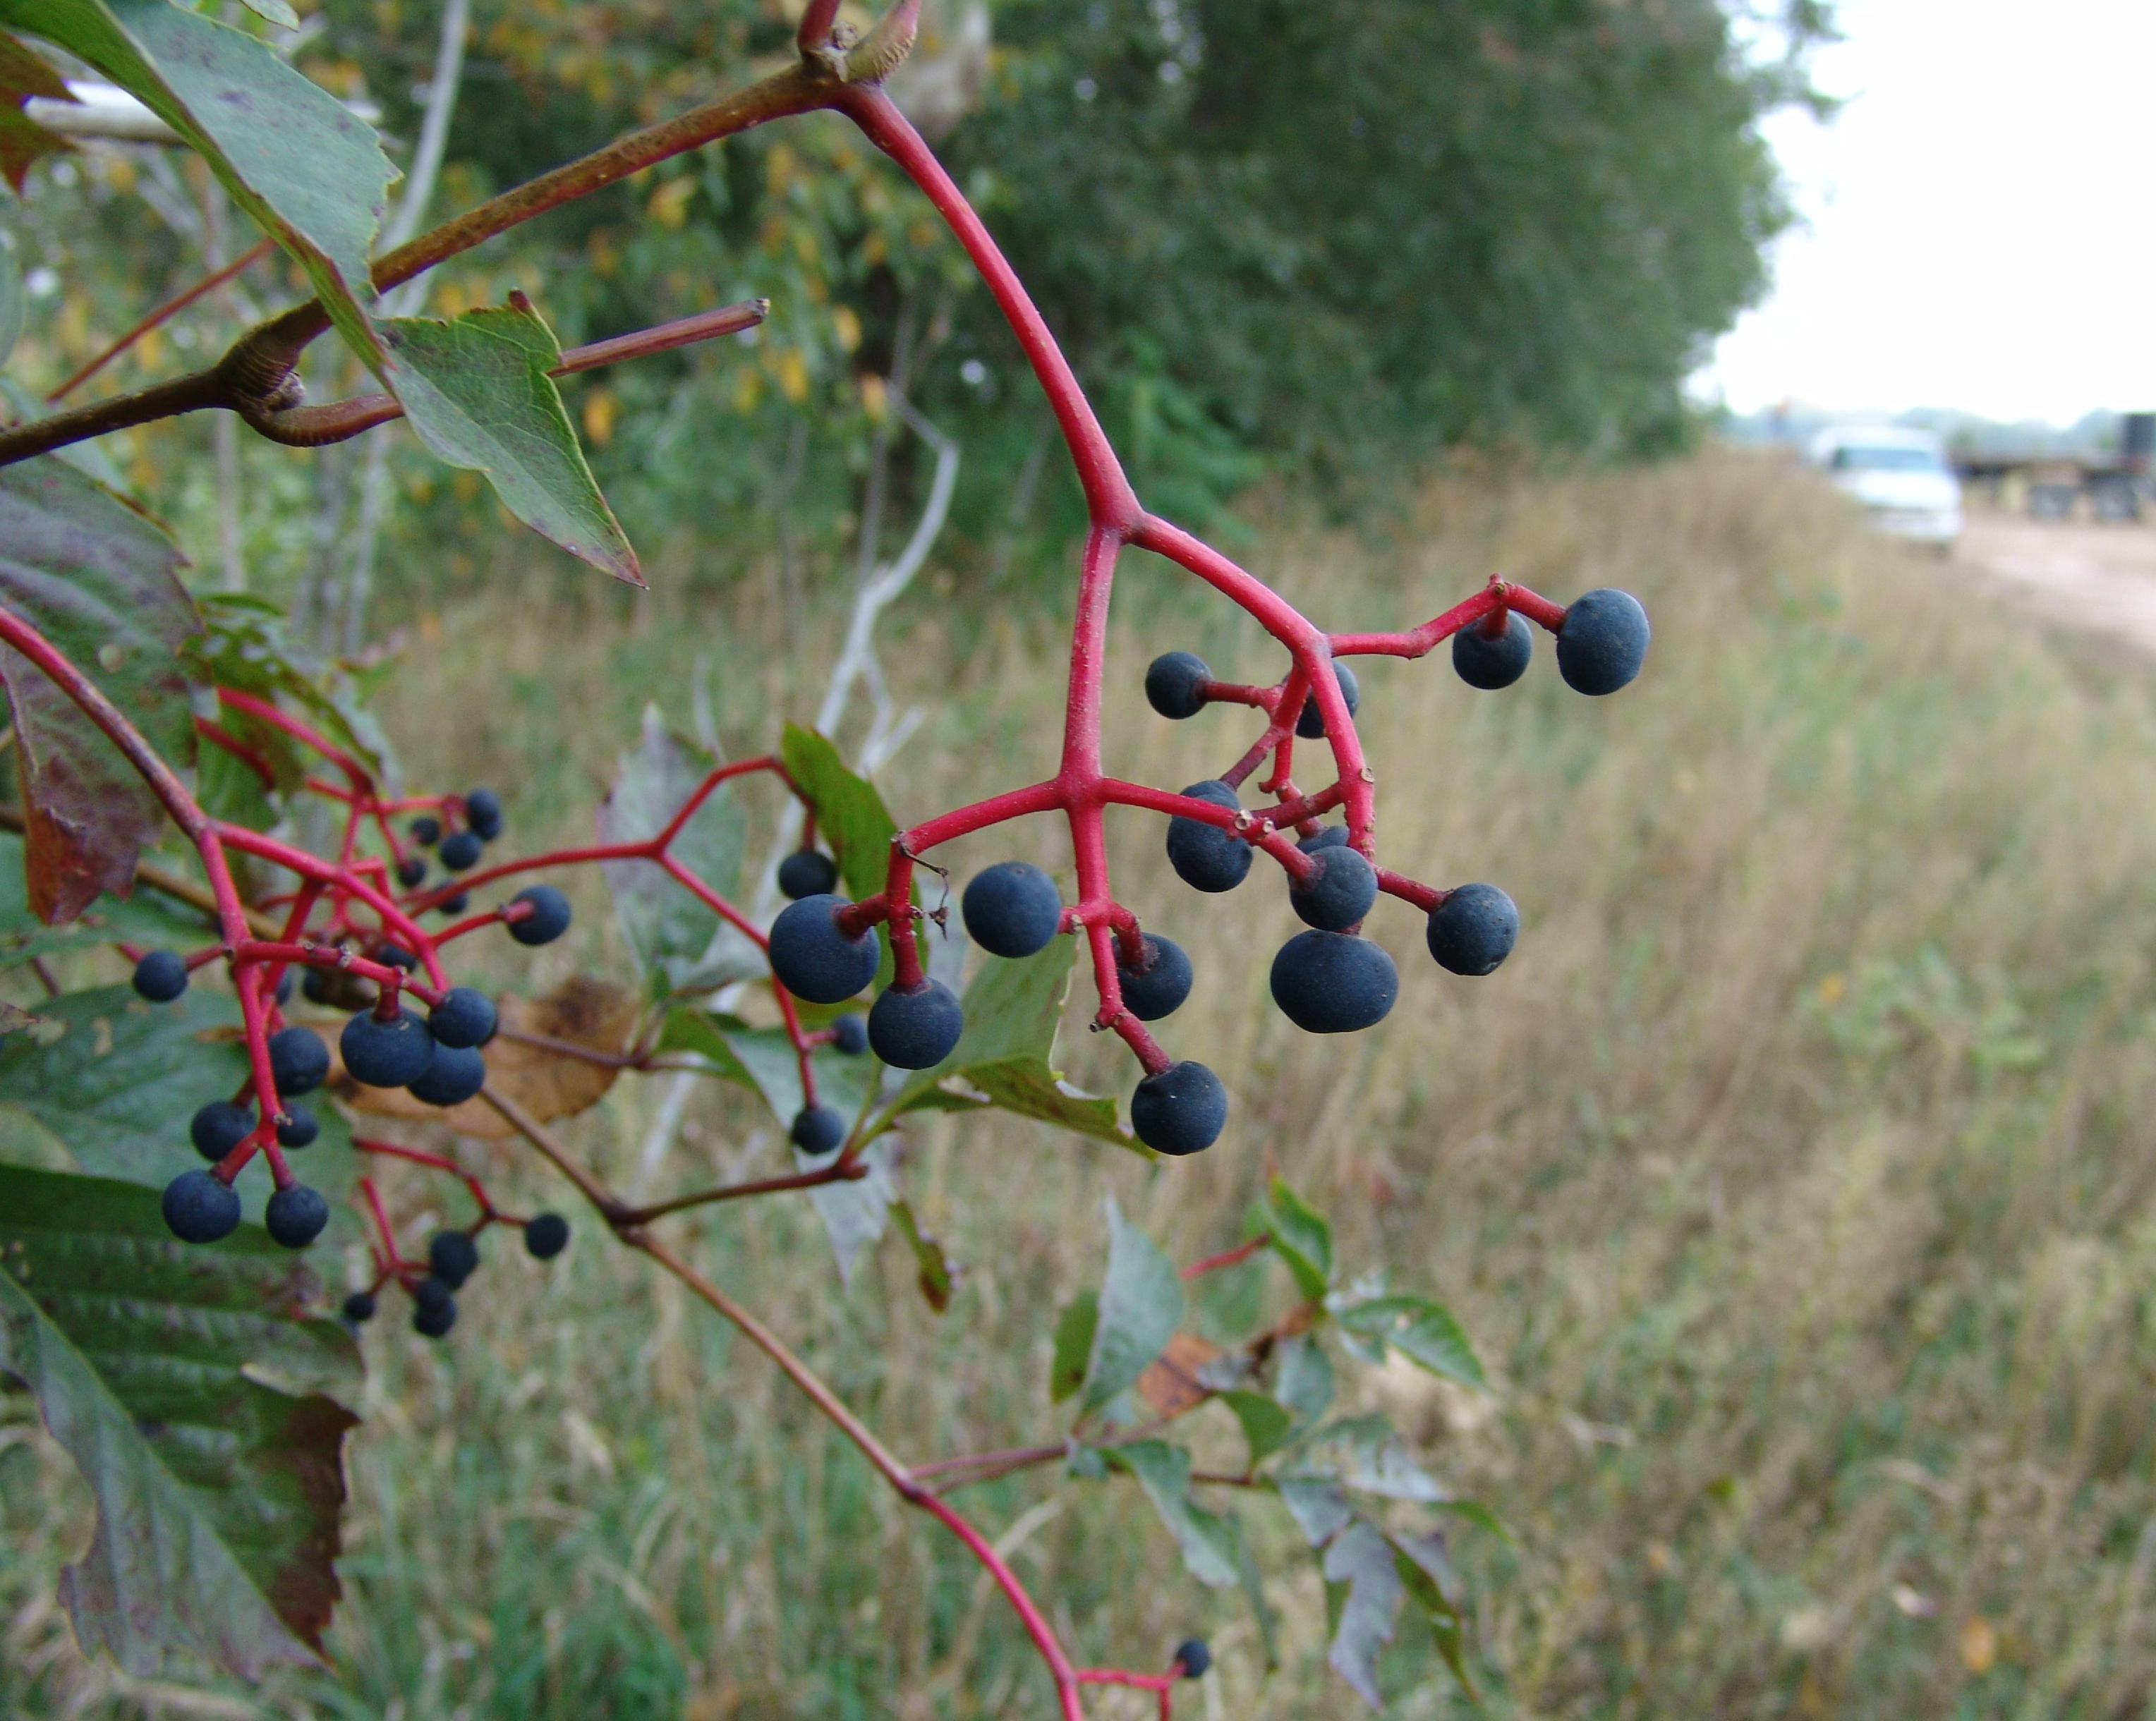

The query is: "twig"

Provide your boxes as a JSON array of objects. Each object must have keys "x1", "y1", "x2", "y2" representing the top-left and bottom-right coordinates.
[{"x1": 44, "y1": 239, "x2": 274, "y2": 406}]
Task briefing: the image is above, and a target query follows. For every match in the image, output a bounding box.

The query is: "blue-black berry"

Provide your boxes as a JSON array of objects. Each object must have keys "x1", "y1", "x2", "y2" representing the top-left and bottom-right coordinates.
[
  {"x1": 341, "y1": 1006, "x2": 435, "y2": 1088},
  {"x1": 868, "y1": 978, "x2": 965, "y2": 1069},
  {"x1": 524, "y1": 1213, "x2": 570, "y2": 1259},
  {"x1": 268, "y1": 1026, "x2": 329, "y2": 1097},
  {"x1": 190, "y1": 1099, "x2": 254, "y2": 1162},
  {"x1": 831, "y1": 1013, "x2": 868, "y2": 1055},
  {"x1": 1130, "y1": 1061, "x2": 1227, "y2": 1155},
  {"x1": 1555, "y1": 588, "x2": 1650, "y2": 695},
  {"x1": 962, "y1": 861, "x2": 1062, "y2": 959},
  {"x1": 412, "y1": 1289, "x2": 457, "y2": 1339},
  {"x1": 465, "y1": 788, "x2": 504, "y2": 841},
  {"x1": 437, "y1": 891, "x2": 471, "y2": 917},
  {"x1": 791, "y1": 1104, "x2": 847, "y2": 1156},
  {"x1": 377, "y1": 943, "x2": 417, "y2": 972},
  {"x1": 1453, "y1": 610, "x2": 1533, "y2": 690},
  {"x1": 777, "y1": 848, "x2": 840, "y2": 901},
  {"x1": 1269, "y1": 930, "x2": 1398, "y2": 1033},
  {"x1": 440, "y1": 829, "x2": 484, "y2": 872},
  {"x1": 162, "y1": 1169, "x2": 241, "y2": 1244},
  {"x1": 1173, "y1": 1638, "x2": 1211, "y2": 1679},
  {"x1": 1144, "y1": 651, "x2": 1211, "y2": 720},
  {"x1": 1296, "y1": 662, "x2": 1362, "y2": 739},
  {"x1": 409, "y1": 1042, "x2": 487, "y2": 1107},
  {"x1": 507, "y1": 884, "x2": 571, "y2": 945},
  {"x1": 428, "y1": 986, "x2": 497, "y2": 1049},
  {"x1": 768, "y1": 894, "x2": 880, "y2": 1004},
  {"x1": 1289, "y1": 844, "x2": 1378, "y2": 932},
  {"x1": 1165, "y1": 781, "x2": 1252, "y2": 894},
  {"x1": 343, "y1": 1290, "x2": 377, "y2": 1324},
  {"x1": 412, "y1": 1275, "x2": 453, "y2": 1314},
  {"x1": 1115, "y1": 933, "x2": 1192, "y2": 1021},
  {"x1": 274, "y1": 1105, "x2": 318, "y2": 1149},
  {"x1": 396, "y1": 854, "x2": 428, "y2": 888},
  {"x1": 428, "y1": 1229, "x2": 480, "y2": 1289},
  {"x1": 132, "y1": 949, "x2": 188, "y2": 1003},
  {"x1": 410, "y1": 815, "x2": 442, "y2": 846},
  {"x1": 1298, "y1": 825, "x2": 1349, "y2": 854},
  {"x1": 265, "y1": 1183, "x2": 329, "y2": 1249},
  {"x1": 1425, "y1": 882, "x2": 1519, "y2": 976}
]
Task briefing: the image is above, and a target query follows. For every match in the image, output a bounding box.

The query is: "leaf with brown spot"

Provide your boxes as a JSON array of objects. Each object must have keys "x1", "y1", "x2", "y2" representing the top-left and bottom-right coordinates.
[{"x1": 1137, "y1": 1331, "x2": 1223, "y2": 1423}]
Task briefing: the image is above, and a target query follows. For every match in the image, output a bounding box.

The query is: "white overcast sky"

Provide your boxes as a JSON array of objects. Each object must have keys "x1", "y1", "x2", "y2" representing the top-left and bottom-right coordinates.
[{"x1": 1696, "y1": 0, "x2": 2156, "y2": 424}]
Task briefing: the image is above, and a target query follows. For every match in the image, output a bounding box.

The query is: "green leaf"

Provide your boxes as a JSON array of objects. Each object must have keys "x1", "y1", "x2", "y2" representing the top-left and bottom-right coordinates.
[
  {"x1": 236, "y1": 0, "x2": 300, "y2": 28},
  {"x1": 1049, "y1": 1289, "x2": 1098, "y2": 1403},
  {"x1": 779, "y1": 724, "x2": 900, "y2": 904},
  {"x1": 801, "y1": 1136, "x2": 895, "y2": 1288},
  {"x1": 1, "y1": 0, "x2": 390, "y2": 363},
  {"x1": 0, "y1": 34, "x2": 78, "y2": 194},
  {"x1": 1435, "y1": 1498, "x2": 1510, "y2": 1544},
  {"x1": 196, "y1": 732, "x2": 279, "y2": 831},
  {"x1": 1323, "y1": 1519, "x2": 1404, "y2": 1709},
  {"x1": 186, "y1": 592, "x2": 392, "y2": 787},
  {"x1": 1219, "y1": 1388, "x2": 1295, "y2": 1466},
  {"x1": 1082, "y1": 1196, "x2": 1182, "y2": 1413},
  {"x1": 0, "y1": 456, "x2": 200, "y2": 923},
  {"x1": 598, "y1": 706, "x2": 751, "y2": 998},
  {"x1": 0, "y1": 1164, "x2": 359, "y2": 1677},
  {"x1": 890, "y1": 1198, "x2": 952, "y2": 1313},
  {"x1": 1264, "y1": 1175, "x2": 1333, "y2": 1301},
  {"x1": 883, "y1": 937, "x2": 1134, "y2": 1151},
  {"x1": 1335, "y1": 1294, "x2": 1486, "y2": 1389},
  {"x1": 1272, "y1": 1332, "x2": 1334, "y2": 1433},
  {"x1": 1105, "y1": 1440, "x2": 1240, "y2": 1588},
  {"x1": 660, "y1": 1010, "x2": 871, "y2": 1134},
  {"x1": 382, "y1": 304, "x2": 638, "y2": 584},
  {"x1": 1390, "y1": 1529, "x2": 1477, "y2": 1693},
  {"x1": 0, "y1": 833, "x2": 216, "y2": 969},
  {"x1": 1234, "y1": 1515, "x2": 1282, "y2": 1670},
  {"x1": 0, "y1": 216, "x2": 22, "y2": 364},
  {"x1": 1276, "y1": 1475, "x2": 1353, "y2": 1547}
]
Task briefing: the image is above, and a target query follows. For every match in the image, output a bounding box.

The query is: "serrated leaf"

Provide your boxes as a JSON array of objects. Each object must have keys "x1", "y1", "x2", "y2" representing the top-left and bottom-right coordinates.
[
  {"x1": 196, "y1": 732, "x2": 279, "y2": 831},
  {"x1": 1324, "y1": 1519, "x2": 1404, "y2": 1709},
  {"x1": 1220, "y1": 1389, "x2": 1295, "y2": 1466},
  {"x1": 598, "y1": 707, "x2": 750, "y2": 997},
  {"x1": 661, "y1": 1010, "x2": 871, "y2": 1134},
  {"x1": 1390, "y1": 1529, "x2": 1477, "y2": 1693},
  {"x1": 0, "y1": 456, "x2": 200, "y2": 923},
  {"x1": 1273, "y1": 1332, "x2": 1333, "y2": 1433},
  {"x1": 890, "y1": 1198, "x2": 952, "y2": 1313},
  {"x1": 779, "y1": 724, "x2": 899, "y2": 903},
  {"x1": 236, "y1": 0, "x2": 300, "y2": 28},
  {"x1": 1083, "y1": 1196, "x2": 1182, "y2": 1414},
  {"x1": 383, "y1": 304, "x2": 637, "y2": 583},
  {"x1": 0, "y1": 34, "x2": 76, "y2": 194},
  {"x1": 1106, "y1": 1441, "x2": 1240, "y2": 1588},
  {"x1": 1276, "y1": 1474, "x2": 1354, "y2": 1547},
  {"x1": 1302, "y1": 1414, "x2": 1447, "y2": 1504},
  {"x1": 1264, "y1": 1175, "x2": 1333, "y2": 1301},
  {"x1": 0, "y1": 1164, "x2": 359, "y2": 1677},
  {"x1": 1335, "y1": 1294, "x2": 1486, "y2": 1389},
  {"x1": 1050, "y1": 1289, "x2": 1098, "y2": 1403},
  {"x1": 0, "y1": 832, "x2": 215, "y2": 969},
  {"x1": 186, "y1": 593, "x2": 392, "y2": 788},
  {"x1": 801, "y1": 1136, "x2": 895, "y2": 1288},
  {"x1": 1, "y1": 0, "x2": 389, "y2": 361}
]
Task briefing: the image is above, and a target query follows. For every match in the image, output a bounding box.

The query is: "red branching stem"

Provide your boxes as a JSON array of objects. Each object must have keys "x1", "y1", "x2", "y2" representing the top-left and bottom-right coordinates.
[
  {"x1": 1182, "y1": 1234, "x2": 1271, "y2": 1280},
  {"x1": 1330, "y1": 578, "x2": 1566, "y2": 659},
  {"x1": 1374, "y1": 866, "x2": 1444, "y2": 913}
]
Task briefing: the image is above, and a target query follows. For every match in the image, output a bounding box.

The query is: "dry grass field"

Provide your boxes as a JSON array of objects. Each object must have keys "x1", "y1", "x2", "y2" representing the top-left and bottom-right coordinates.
[{"x1": 9, "y1": 453, "x2": 2156, "y2": 1719}]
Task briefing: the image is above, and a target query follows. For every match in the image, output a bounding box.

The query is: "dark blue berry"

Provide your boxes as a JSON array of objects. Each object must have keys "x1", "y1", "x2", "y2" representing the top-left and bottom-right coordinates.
[
  {"x1": 265, "y1": 1184, "x2": 329, "y2": 1249},
  {"x1": 396, "y1": 854, "x2": 428, "y2": 888},
  {"x1": 1298, "y1": 825, "x2": 1349, "y2": 853},
  {"x1": 962, "y1": 861, "x2": 1062, "y2": 959},
  {"x1": 162, "y1": 1169, "x2": 241, "y2": 1244},
  {"x1": 131, "y1": 949, "x2": 188, "y2": 1002},
  {"x1": 1173, "y1": 1639, "x2": 1211, "y2": 1680},
  {"x1": 507, "y1": 884, "x2": 571, "y2": 945},
  {"x1": 1295, "y1": 662, "x2": 1362, "y2": 739},
  {"x1": 268, "y1": 1026, "x2": 329, "y2": 1097},
  {"x1": 1269, "y1": 930, "x2": 1398, "y2": 1033},
  {"x1": 831, "y1": 1013, "x2": 868, "y2": 1055},
  {"x1": 413, "y1": 1290, "x2": 457, "y2": 1339},
  {"x1": 1426, "y1": 882, "x2": 1519, "y2": 976},
  {"x1": 524, "y1": 1213, "x2": 570, "y2": 1259},
  {"x1": 1115, "y1": 933, "x2": 1192, "y2": 1021},
  {"x1": 341, "y1": 1007, "x2": 435, "y2": 1087},
  {"x1": 1130, "y1": 1061, "x2": 1227, "y2": 1155},
  {"x1": 1144, "y1": 651, "x2": 1211, "y2": 720},
  {"x1": 301, "y1": 965, "x2": 344, "y2": 1007},
  {"x1": 410, "y1": 815, "x2": 442, "y2": 846},
  {"x1": 409, "y1": 1042, "x2": 487, "y2": 1108},
  {"x1": 274, "y1": 1105, "x2": 318, "y2": 1149},
  {"x1": 342, "y1": 1290, "x2": 377, "y2": 1324},
  {"x1": 428, "y1": 1229, "x2": 480, "y2": 1289},
  {"x1": 377, "y1": 943, "x2": 416, "y2": 972},
  {"x1": 1165, "y1": 781, "x2": 1252, "y2": 894},
  {"x1": 465, "y1": 788, "x2": 504, "y2": 842},
  {"x1": 777, "y1": 849, "x2": 840, "y2": 901},
  {"x1": 768, "y1": 894, "x2": 880, "y2": 1004},
  {"x1": 440, "y1": 829, "x2": 484, "y2": 872},
  {"x1": 868, "y1": 978, "x2": 965, "y2": 1069},
  {"x1": 1453, "y1": 611, "x2": 1533, "y2": 690},
  {"x1": 190, "y1": 1100, "x2": 254, "y2": 1162},
  {"x1": 275, "y1": 969, "x2": 293, "y2": 1006},
  {"x1": 437, "y1": 892, "x2": 471, "y2": 917},
  {"x1": 428, "y1": 986, "x2": 497, "y2": 1049},
  {"x1": 412, "y1": 1276, "x2": 453, "y2": 1314},
  {"x1": 790, "y1": 1105, "x2": 847, "y2": 1155},
  {"x1": 1289, "y1": 844, "x2": 1378, "y2": 932},
  {"x1": 1556, "y1": 588, "x2": 1650, "y2": 695}
]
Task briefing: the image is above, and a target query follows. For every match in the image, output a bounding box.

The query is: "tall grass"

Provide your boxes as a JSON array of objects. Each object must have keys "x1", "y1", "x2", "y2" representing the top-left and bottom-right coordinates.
[{"x1": 10, "y1": 454, "x2": 2156, "y2": 1717}]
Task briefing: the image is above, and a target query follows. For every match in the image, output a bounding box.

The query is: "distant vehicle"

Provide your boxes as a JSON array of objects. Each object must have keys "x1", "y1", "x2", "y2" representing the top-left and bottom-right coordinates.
[{"x1": 1809, "y1": 426, "x2": 1963, "y2": 550}]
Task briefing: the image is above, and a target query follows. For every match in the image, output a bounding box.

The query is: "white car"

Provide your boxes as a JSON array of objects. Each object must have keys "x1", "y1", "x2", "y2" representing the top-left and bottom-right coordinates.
[{"x1": 1809, "y1": 426, "x2": 1963, "y2": 550}]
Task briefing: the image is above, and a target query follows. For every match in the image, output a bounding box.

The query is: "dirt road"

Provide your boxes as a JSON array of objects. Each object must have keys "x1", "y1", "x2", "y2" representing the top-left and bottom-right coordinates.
[{"x1": 1956, "y1": 511, "x2": 2156, "y2": 653}]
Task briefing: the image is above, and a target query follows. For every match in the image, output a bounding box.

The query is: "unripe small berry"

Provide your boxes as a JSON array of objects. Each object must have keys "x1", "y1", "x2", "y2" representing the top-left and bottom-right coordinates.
[
  {"x1": 265, "y1": 1184, "x2": 329, "y2": 1250},
  {"x1": 1165, "y1": 781, "x2": 1252, "y2": 894},
  {"x1": 409, "y1": 815, "x2": 442, "y2": 846},
  {"x1": 1288, "y1": 844, "x2": 1378, "y2": 932},
  {"x1": 341, "y1": 1007, "x2": 435, "y2": 1088},
  {"x1": 1555, "y1": 588, "x2": 1650, "y2": 695},
  {"x1": 162, "y1": 1169, "x2": 240, "y2": 1244},
  {"x1": 524, "y1": 1212, "x2": 570, "y2": 1259},
  {"x1": 1114, "y1": 933, "x2": 1193, "y2": 1021},
  {"x1": 274, "y1": 1105, "x2": 318, "y2": 1149},
  {"x1": 768, "y1": 894, "x2": 880, "y2": 1004},
  {"x1": 790, "y1": 1104, "x2": 848, "y2": 1156},
  {"x1": 962, "y1": 861, "x2": 1062, "y2": 959},
  {"x1": 132, "y1": 949, "x2": 188, "y2": 1003},
  {"x1": 1144, "y1": 650, "x2": 1211, "y2": 720},
  {"x1": 1269, "y1": 930, "x2": 1398, "y2": 1033},
  {"x1": 342, "y1": 1290, "x2": 377, "y2": 1324},
  {"x1": 440, "y1": 829, "x2": 484, "y2": 872},
  {"x1": 190, "y1": 1100, "x2": 253, "y2": 1162},
  {"x1": 831, "y1": 1013, "x2": 868, "y2": 1055},
  {"x1": 1295, "y1": 662, "x2": 1361, "y2": 739},
  {"x1": 428, "y1": 986, "x2": 497, "y2": 1049},
  {"x1": 268, "y1": 1026, "x2": 329, "y2": 1097},
  {"x1": 1453, "y1": 610, "x2": 1532, "y2": 690},
  {"x1": 868, "y1": 978, "x2": 965, "y2": 1069},
  {"x1": 408, "y1": 1042, "x2": 486, "y2": 1108},
  {"x1": 1425, "y1": 882, "x2": 1519, "y2": 976},
  {"x1": 1130, "y1": 1061, "x2": 1228, "y2": 1155},
  {"x1": 465, "y1": 787, "x2": 504, "y2": 841},
  {"x1": 777, "y1": 849, "x2": 840, "y2": 901},
  {"x1": 428, "y1": 1229, "x2": 480, "y2": 1289},
  {"x1": 507, "y1": 884, "x2": 571, "y2": 946}
]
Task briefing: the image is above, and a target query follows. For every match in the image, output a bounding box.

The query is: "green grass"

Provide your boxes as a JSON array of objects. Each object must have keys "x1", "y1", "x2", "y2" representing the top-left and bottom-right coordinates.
[{"x1": 10, "y1": 454, "x2": 2156, "y2": 1717}]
